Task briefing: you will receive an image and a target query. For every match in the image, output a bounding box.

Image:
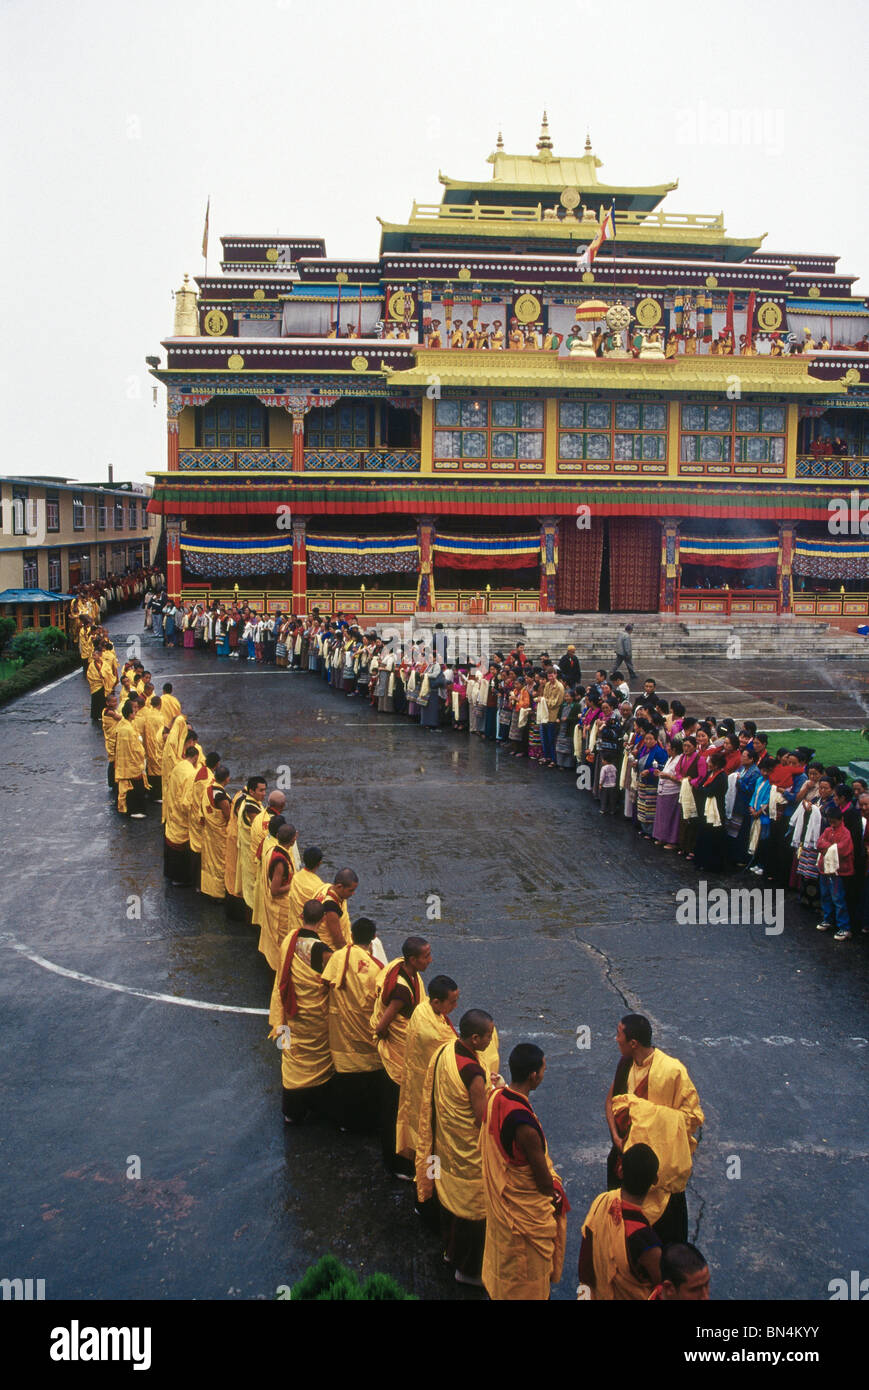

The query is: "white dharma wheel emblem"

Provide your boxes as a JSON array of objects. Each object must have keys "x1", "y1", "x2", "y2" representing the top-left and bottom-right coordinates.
[{"x1": 605, "y1": 304, "x2": 631, "y2": 332}]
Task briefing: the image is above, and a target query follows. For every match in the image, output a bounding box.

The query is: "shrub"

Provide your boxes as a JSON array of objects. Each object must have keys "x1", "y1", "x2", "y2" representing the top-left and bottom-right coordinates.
[
  {"x1": 0, "y1": 616, "x2": 16, "y2": 652},
  {"x1": 9, "y1": 626, "x2": 69, "y2": 664},
  {"x1": 286, "y1": 1254, "x2": 415, "y2": 1301},
  {"x1": 0, "y1": 651, "x2": 80, "y2": 706}
]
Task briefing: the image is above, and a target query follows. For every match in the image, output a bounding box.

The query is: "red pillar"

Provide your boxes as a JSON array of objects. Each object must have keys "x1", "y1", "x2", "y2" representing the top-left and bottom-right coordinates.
[
  {"x1": 167, "y1": 418, "x2": 179, "y2": 471},
  {"x1": 416, "y1": 518, "x2": 436, "y2": 612},
  {"x1": 778, "y1": 521, "x2": 795, "y2": 614},
  {"x1": 166, "y1": 517, "x2": 182, "y2": 602},
  {"x1": 292, "y1": 518, "x2": 307, "y2": 615},
  {"x1": 659, "y1": 519, "x2": 680, "y2": 613},
  {"x1": 538, "y1": 518, "x2": 559, "y2": 612},
  {"x1": 292, "y1": 411, "x2": 306, "y2": 472}
]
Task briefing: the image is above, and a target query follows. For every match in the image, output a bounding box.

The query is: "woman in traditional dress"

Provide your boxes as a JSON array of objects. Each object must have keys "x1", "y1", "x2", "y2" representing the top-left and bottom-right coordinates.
[
  {"x1": 694, "y1": 752, "x2": 730, "y2": 871},
  {"x1": 651, "y1": 736, "x2": 684, "y2": 849},
  {"x1": 675, "y1": 734, "x2": 707, "y2": 859},
  {"x1": 636, "y1": 729, "x2": 667, "y2": 838}
]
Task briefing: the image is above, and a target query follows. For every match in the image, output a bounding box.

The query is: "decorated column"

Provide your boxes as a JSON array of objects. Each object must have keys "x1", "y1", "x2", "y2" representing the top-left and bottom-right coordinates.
[
  {"x1": 416, "y1": 517, "x2": 437, "y2": 612},
  {"x1": 778, "y1": 521, "x2": 796, "y2": 614},
  {"x1": 659, "y1": 518, "x2": 681, "y2": 613},
  {"x1": 291, "y1": 517, "x2": 308, "y2": 615},
  {"x1": 166, "y1": 516, "x2": 182, "y2": 602},
  {"x1": 538, "y1": 518, "x2": 559, "y2": 612},
  {"x1": 167, "y1": 394, "x2": 183, "y2": 471}
]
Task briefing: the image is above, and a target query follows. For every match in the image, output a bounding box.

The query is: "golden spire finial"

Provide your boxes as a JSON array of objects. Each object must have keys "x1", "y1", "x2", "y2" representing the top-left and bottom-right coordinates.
[
  {"x1": 536, "y1": 111, "x2": 553, "y2": 153},
  {"x1": 584, "y1": 131, "x2": 593, "y2": 155},
  {"x1": 496, "y1": 128, "x2": 504, "y2": 151}
]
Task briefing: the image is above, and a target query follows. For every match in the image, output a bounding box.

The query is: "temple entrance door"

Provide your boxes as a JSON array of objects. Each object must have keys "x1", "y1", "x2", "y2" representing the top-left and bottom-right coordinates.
[
  {"x1": 555, "y1": 516, "x2": 604, "y2": 611},
  {"x1": 607, "y1": 517, "x2": 660, "y2": 612}
]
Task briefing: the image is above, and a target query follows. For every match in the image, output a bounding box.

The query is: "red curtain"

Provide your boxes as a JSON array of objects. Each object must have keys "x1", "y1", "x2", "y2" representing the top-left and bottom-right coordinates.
[
  {"x1": 608, "y1": 518, "x2": 660, "y2": 612},
  {"x1": 556, "y1": 518, "x2": 603, "y2": 611}
]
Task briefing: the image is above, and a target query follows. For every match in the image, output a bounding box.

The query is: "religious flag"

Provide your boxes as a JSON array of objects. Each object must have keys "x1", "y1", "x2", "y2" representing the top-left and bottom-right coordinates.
[
  {"x1": 725, "y1": 290, "x2": 735, "y2": 347},
  {"x1": 577, "y1": 202, "x2": 616, "y2": 272},
  {"x1": 201, "y1": 196, "x2": 210, "y2": 261},
  {"x1": 744, "y1": 291, "x2": 756, "y2": 348}
]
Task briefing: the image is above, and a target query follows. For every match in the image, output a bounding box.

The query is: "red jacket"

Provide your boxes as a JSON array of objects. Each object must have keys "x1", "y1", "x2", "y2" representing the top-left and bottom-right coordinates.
[{"x1": 817, "y1": 823, "x2": 854, "y2": 876}]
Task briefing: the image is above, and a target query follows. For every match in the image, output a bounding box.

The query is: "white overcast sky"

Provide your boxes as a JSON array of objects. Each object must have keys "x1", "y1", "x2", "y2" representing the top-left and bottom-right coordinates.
[{"x1": 1, "y1": 0, "x2": 865, "y2": 485}]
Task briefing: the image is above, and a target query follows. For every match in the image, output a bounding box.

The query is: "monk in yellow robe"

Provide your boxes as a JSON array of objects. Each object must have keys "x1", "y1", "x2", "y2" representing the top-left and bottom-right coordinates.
[
  {"x1": 286, "y1": 846, "x2": 327, "y2": 935},
  {"x1": 479, "y1": 1042, "x2": 568, "y2": 1301},
  {"x1": 268, "y1": 905, "x2": 335, "y2": 1124},
  {"x1": 200, "y1": 766, "x2": 231, "y2": 899},
  {"x1": 321, "y1": 916, "x2": 383, "y2": 1131},
  {"x1": 223, "y1": 788, "x2": 247, "y2": 919},
  {"x1": 114, "y1": 701, "x2": 149, "y2": 817},
  {"x1": 371, "y1": 936, "x2": 432, "y2": 1177},
  {"x1": 396, "y1": 976, "x2": 460, "y2": 1162},
  {"x1": 78, "y1": 622, "x2": 94, "y2": 674},
  {"x1": 234, "y1": 775, "x2": 267, "y2": 918},
  {"x1": 257, "y1": 825, "x2": 296, "y2": 969},
  {"x1": 160, "y1": 715, "x2": 188, "y2": 816},
  {"x1": 160, "y1": 684, "x2": 181, "y2": 726},
  {"x1": 143, "y1": 696, "x2": 167, "y2": 801},
  {"x1": 250, "y1": 792, "x2": 286, "y2": 928},
  {"x1": 579, "y1": 1143, "x2": 663, "y2": 1300},
  {"x1": 315, "y1": 869, "x2": 358, "y2": 948},
  {"x1": 101, "y1": 694, "x2": 121, "y2": 792},
  {"x1": 86, "y1": 652, "x2": 107, "y2": 722},
  {"x1": 188, "y1": 754, "x2": 218, "y2": 890},
  {"x1": 416, "y1": 1010, "x2": 501, "y2": 1284},
  {"x1": 163, "y1": 742, "x2": 198, "y2": 885},
  {"x1": 605, "y1": 1013, "x2": 704, "y2": 1247}
]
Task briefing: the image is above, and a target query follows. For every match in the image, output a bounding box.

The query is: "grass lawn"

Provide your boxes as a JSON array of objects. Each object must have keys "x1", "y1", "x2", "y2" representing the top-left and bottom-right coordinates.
[{"x1": 774, "y1": 728, "x2": 869, "y2": 769}]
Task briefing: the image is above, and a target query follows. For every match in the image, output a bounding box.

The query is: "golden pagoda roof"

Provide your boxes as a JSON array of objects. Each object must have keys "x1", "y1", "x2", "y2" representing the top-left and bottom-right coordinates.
[{"x1": 439, "y1": 123, "x2": 677, "y2": 198}]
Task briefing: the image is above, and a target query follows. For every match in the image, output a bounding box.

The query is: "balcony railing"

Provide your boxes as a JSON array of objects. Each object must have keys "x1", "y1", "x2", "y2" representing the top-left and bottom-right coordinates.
[
  {"x1": 677, "y1": 588, "x2": 780, "y2": 615},
  {"x1": 178, "y1": 448, "x2": 421, "y2": 473},
  {"x1": 409, "y1": 201, "x2": 725, "y2": 232},
  {"x1": 795, "y1": 455, "x2": 869, "y2": 480}
]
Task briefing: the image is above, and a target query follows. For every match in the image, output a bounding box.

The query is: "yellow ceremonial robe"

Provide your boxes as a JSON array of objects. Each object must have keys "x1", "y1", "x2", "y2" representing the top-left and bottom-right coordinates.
[
  {"x1": 315, "y1": 884, "x2": 352, "y2": 947},
  {"x1": 188, "y1": 765, "x2": 213, "y2": 855},
  {"x1": 581, "y1": 1189, "x2": 659, "y2": 1301},
  {"x1": 479, "y1": 1088, "x2": 567, "y2": 1301},
  {"x1": 395, "y1": 1000, "x2": 457, "y2": 1159},
  {"x1": 286, "y1": 868, "x2": 326, "y2": 935},
  {"x1": 164, "y1": 760, "x2": 196, "y2": 846},
  {"x1": 370, "y1": 959, "x2": 428, "y2": 1085},
  {"x1": 86, "y1": 660, "x2": 104, "y2": 694},
  {"x1": 613, "y1": 1047, "x2": 704, "y2": 1195},
  {"x1": 161, "y1": 693, "x2": 181, "y2": 726},
  {"x1": 415, "y1": 1031, "x2": 501, "y2": 1221},
  {"x1": 321, "y1": 944, "x2": 382, "y2": 1073},
  {"x1": 201, "y1": 783, "x2": 229, "y2": 899},
  {"x1": 234, "y1": 795, "x2": 261, "y2": 909},
  {"x1": 249, "y1": 808, "x2": 272, "y2": 926},
  {"x1": 224, "y1": 790, "x2": 245, "y2": 898},
  {"x1": 101, "y1": 710, "x2": 121, "y2": 762},
  {"x1": 143, "y1": 707, "x2": 165, "y2": 778},
  {"x1": 161, "y1": 716, "x2": 188, "y2": 820},
  {"x1": 257, "y1": 841, "x2": 292, "y2": 969},
  {"x1": 269, "y1": 932, "x2": 334, "y2": 1091},
  {"x1": 114, "y1": 719, "x2": 148, "y2": 812}
]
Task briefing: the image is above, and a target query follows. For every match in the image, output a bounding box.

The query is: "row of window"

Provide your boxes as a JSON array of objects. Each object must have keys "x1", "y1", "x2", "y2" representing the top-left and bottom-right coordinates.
[
  {"x1": 9, "y1": 493, "x2": 145, "y2": 534},
  {"x1": 21, "y1": 545, "x2": 147, "y2": 588}
]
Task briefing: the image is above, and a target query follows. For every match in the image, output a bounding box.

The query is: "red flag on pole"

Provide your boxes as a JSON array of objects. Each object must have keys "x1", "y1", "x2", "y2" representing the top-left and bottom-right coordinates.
[
  {"x1": 744, "y1": 291, "x2": 756, "y2": 351},
  {"x1": 725, "y1": 291, "x2": 735, "y2": 350}
]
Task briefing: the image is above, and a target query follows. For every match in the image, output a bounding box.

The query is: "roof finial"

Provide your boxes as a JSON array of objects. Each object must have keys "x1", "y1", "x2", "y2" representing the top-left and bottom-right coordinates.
[
  {"x1": 496, "y1": 128, "x2": 504, "y2": 152},
  {"x1": 584, "y1": 130, "x2": 593, "y2": 155},
  {"x1": 536, "y1": 111, "x2": 553, "y2": 153}
]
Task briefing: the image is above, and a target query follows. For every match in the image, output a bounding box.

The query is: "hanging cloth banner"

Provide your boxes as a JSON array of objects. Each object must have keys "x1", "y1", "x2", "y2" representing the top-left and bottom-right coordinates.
[
  {"x1": 433, "y1": 533, "x2": 540, "y2": 569},
  {"x1": 306, "y1": 534, "x2": 418, "y2": 576},
  {"x1": 678, "y1": 536, "x2": 779, "y2": 568},
  {"x1": 180, "y1": 533, "x2": 293, "y2": 579},
  {"x1": 794, "y1": 538, "x2": 869, "y2": 580}
]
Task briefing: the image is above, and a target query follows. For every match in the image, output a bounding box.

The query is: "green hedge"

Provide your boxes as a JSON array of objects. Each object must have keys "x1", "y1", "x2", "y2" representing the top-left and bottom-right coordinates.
[
  {"x1": 0, "y1": 651, "x2": 81, "y2": 706},
  {"x1": 283, "y1": 1254, "x2": 416, "y2": 1301}
]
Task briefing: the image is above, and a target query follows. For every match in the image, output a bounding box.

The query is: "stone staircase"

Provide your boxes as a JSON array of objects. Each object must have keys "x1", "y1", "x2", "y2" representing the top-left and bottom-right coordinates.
[{"x1": 381, "y1": 612, "x2": 869, "y2": 662}]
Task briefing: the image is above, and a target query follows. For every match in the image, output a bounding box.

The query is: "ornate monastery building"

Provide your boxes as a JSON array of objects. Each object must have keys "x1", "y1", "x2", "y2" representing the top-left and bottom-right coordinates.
[{"x1": 147, "y1": 119, "x2": 869, "y2": 622}]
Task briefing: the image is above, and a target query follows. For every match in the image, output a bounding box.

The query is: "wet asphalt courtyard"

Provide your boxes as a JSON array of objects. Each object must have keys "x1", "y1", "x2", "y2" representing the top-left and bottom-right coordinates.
[{"x1": 1, "y1": 612, "x2": 867, "y2": 1303}]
